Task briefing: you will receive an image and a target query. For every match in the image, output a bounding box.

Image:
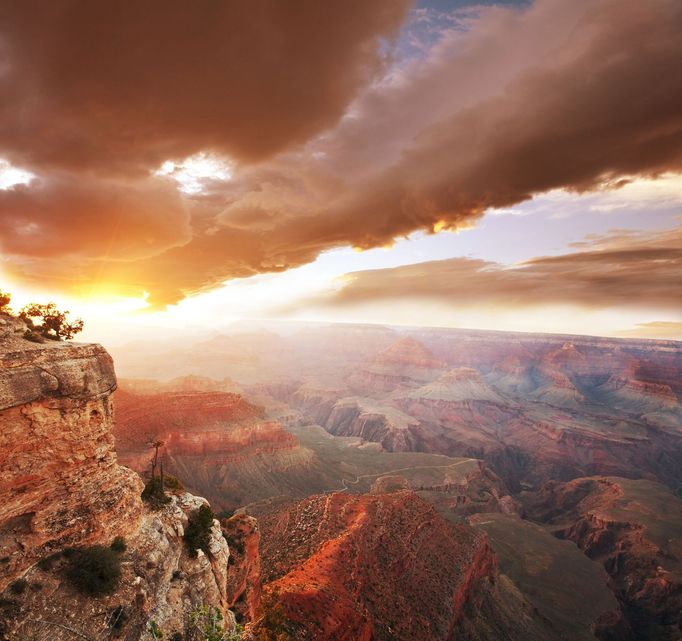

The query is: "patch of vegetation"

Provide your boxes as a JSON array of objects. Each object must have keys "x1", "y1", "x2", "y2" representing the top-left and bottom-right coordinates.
[
  {"x1": 189, "y1": 606, "x2": 243, "y2": 641},
  {"x1": 148, "y1": 620, "x2": 163, "y2": 639},
  {"x1": 65, "y1": 545, "x2": 122, "y2": 596},
  {"x1": 184, "y1": 504, "x2": 216, "y2": 558},
  {"x1": 110, "y1": 536, "x2": 127, "y2": 554},
  {"x1": 0, "y1": 290, "x2": 84, "y2": 341},
  {"x1": 142, "y1": 476, "x2": 172, "y2": 508},
  {"x1": 20, "y1": 302, "x2": 84, "y2": 340},
  {"x1": 0, "y1": 556, "x2": 9, "y2": 564},
  {"x1": 0, "y1": 290, "x2": 10, "y2": 312},
  {"x1": 9, "y1": 579, "x2": 27, "y2": 595}
]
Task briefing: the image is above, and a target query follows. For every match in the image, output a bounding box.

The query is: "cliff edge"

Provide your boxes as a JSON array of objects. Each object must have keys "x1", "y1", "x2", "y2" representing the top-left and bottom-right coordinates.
[{"x1": 0, "y1": 314, "x2": 235, "y2": 641}]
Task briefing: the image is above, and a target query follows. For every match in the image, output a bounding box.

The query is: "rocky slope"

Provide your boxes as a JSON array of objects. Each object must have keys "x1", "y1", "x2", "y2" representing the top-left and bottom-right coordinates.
[
  {"x1": 349, "y1": 336, "x2": 445, "y2": 393},
  {"x1": 0, "y1": 314, "x2": 236, "y2": 640},
  {"x1": 523, "y1": 476, "x2": 682, "y2": 641},
  {"x1": 222, "y1": 513, "x2": 262, "y2": 625},
  {"x1": 253, "y1": 491, "x2": 556, "y2": 641}
]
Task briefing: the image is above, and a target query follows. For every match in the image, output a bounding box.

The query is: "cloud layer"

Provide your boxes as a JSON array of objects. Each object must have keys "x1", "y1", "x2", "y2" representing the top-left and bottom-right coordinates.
[
  {"x1": 302, "y1": 225, "x2": 682, "y2": 312},
  {"x1": 0, "y1": 0, "x2": 681, "y2": 307}
]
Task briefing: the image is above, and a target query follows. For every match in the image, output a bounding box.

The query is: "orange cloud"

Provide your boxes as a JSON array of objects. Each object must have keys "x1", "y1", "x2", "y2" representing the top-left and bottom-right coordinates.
[{"x1": 0, "y1": 0, "x2": 681, "y2": 307}]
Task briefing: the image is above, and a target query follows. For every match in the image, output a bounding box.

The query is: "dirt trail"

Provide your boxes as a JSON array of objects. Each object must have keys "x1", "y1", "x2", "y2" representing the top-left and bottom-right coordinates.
[{"x1": 333, "y1": 458, "x2": 478, "y2": 493}]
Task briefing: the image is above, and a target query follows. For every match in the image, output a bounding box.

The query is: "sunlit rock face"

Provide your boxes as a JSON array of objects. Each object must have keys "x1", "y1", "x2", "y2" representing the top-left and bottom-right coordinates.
[
  {"x1": 0, "y1": 315, "x2": 237, "y2": 640},
  {"x1": 0, "y1": 316, "x2": 143, "y2": 591},
  {"x1": 253, "y1": 490, "x2": 557, "y2": 641}
]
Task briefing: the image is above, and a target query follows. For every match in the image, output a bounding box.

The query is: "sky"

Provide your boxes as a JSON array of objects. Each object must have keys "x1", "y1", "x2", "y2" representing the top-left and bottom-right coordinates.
[{"x1": 0, "y1": 0, "x2": 681, "y2": 342}]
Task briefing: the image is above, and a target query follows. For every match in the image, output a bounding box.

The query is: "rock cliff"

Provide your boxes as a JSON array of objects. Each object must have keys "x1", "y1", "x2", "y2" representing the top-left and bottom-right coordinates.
[
  {"x1": 0, "y1": 316, "x2": 142, "y2": 592},
  {"x1": 253, "y1": 491, "x2": 556, "y2": 641},
  {"x1": 0, "y1": 315, "x2": 236, "y2": 640},
  {"x1": 523, "y1": 476, "x2": 682, "y2": 640}
]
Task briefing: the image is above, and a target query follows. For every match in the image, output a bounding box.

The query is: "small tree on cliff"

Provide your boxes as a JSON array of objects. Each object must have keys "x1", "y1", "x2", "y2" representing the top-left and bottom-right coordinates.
[
  {"x1": 0, "y1": 290, "x2": 11, "y2": 313},
  {"x1": 141, "y1": 439, "x2": 171, "y2": 507},
  {"x1": 19, "y1": 302, "x2": 84, "y2": 340}
]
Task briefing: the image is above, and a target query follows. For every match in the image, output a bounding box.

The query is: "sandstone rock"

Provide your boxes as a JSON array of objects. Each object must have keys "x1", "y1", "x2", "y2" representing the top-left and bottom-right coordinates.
[{"x1": 0, "y1": 333, "x2": 142, "y2": 591}]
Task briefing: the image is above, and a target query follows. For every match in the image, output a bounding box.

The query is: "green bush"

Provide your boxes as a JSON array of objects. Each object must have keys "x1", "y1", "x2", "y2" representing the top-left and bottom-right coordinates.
[
  {"x1": 141, "y1": 477, "x2": 171, "y2": 508},
  {"x1": 184, "y1": 505, "x2": 216, "y2": 558},
  {"x1": 37, "y1": 554, "x2": 58, "y2": 571},
  {"x1": 110, "y1": 536, "x2": 127, "y2": 554},
  {"x1": 65, "y1": 545, "x2": 122, "y2": 596}
]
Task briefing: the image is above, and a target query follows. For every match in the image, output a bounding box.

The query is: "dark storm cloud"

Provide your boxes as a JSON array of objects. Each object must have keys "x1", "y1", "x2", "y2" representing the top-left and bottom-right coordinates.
[{"x1": 0, "y1": 0, "x2": 681, "y2": 307}]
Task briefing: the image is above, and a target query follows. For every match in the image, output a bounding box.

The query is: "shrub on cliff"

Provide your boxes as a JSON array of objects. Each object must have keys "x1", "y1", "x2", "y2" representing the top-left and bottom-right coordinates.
[
  {"x1": 65, "y1": 545, "x2": 122, "y2": 596},
  {"x1": 142, "y1": 476, "x2": 172, "y2": 508},
  {"x1": 110, "y1": 536, "x2": 127, "y2": 553},
  {"x1": 0, "y1": 290, "x2": 11, "y2": 313},
  {"x1": 164, "y1": 474, "x2": 184, "y2": 491},
  {"x1": 20, "y1": 302, "x2": 84, "y2": 340},
  {"x1": 184, "y1": 504, "x2": 216, "y2": 558}
]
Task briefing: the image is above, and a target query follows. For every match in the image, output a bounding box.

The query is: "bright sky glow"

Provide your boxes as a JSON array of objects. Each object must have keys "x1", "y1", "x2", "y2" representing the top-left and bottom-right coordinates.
[
  {"x1": 155, "y1": 153, "x2": 232, "y2": 194},
  {"x1": 54, "y1": 172, "x2": 682, "y2": 344},
  {"x1": 0, "y1": 159, "x2": 34, "y2": 190}
]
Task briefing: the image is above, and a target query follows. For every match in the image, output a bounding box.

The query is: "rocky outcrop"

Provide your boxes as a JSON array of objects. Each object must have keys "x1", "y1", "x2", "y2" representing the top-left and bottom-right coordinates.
[
  {"x1": 0, "y1": 321, "x2": 143, "y2": 591},
  {"x1": 409, "y1": 367, "x2": 507, "y2": 404},
  {"x1": 323, "y1": 397, "x2": 419, "y2": 451},
  {"x1": 254, "y1": 491, "x2": 555, "y2": 641},
  {"x1": 0, "y1": 316, "x2": 237, "y2": 640},
  {"x1": 115, "y1": 383, "x2": 315, "y2": 511},
  {"x1": 349, "y1": 337, "x2": 446, "y2": 393},
  {"x1": 223, "y1": 513, "x2": 262, "y2": 625},
  {"x1": 524, "y1": 476, "x2": 682, "y2": 641},
  {"x1": 0, "y1": 492, "x2": 235, "y2": 641}
]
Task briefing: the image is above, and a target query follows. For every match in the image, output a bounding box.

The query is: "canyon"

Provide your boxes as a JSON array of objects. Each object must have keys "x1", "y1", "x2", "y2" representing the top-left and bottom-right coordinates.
[
  {"x1": 4, "y1": 319, "x2": 682, "y2": 640},
  {"x1": 109, "y1": 322, "x2": 682, "y2": 640}
]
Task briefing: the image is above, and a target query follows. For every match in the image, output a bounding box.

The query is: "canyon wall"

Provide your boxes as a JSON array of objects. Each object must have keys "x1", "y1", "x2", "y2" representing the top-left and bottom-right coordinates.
[
  {"x1": 0, "y1": 316, "x2": 237, "y2": 640},
  {"x1": 0, "y1": 317, "x2": 143, "y2": 591}
]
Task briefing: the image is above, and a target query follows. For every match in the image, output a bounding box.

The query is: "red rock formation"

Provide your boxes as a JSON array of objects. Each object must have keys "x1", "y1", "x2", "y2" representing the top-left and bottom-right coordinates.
[
  {"x1": 223, "y1": 513, "x2": 262, "y2": 624},
  {"x1": 0, "y1": 318, "x2": 143, "y2": 591},
  {"x1": 524, "y1": 476, "x2": 682, "y2": 640},
  {"x1": 350, "y1": 337, "x2": 446, "y2": 393},
  {"x1": 254, "y1": 491, "x2": 552, "y2": 641},
  {"x1": 114, "y1": 383, "x2": 315, "y2": 510},
  {"x1": 114, "y1": 386, "x2": 291, "y2": 467}
]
